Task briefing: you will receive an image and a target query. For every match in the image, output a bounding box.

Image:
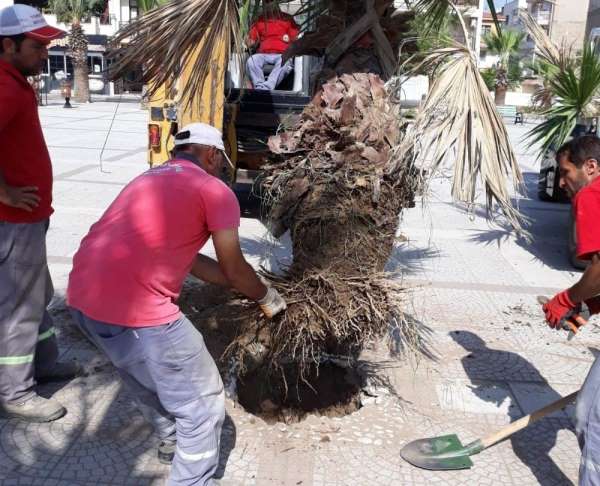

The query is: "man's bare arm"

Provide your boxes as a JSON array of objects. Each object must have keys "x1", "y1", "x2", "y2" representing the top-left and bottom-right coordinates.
[
  {"x1": 211, "y1": 228, "x2": 267, "y2": 301},
  {"x1": 189, "y1": 254, "x2": 230, "y2": 286},
  {"x1": 569, "y1": 253, "x2": 600, "y2": 302}
]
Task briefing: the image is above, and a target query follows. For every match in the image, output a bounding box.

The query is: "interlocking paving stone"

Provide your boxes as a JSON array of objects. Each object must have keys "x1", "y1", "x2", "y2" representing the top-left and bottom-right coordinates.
[{"x1": 1, "y1": 105, "x2": 594, "y2": 485}]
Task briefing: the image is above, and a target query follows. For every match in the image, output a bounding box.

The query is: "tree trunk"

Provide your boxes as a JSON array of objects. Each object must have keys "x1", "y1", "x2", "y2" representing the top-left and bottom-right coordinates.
[
  {"x1": 495, "y1": 85, "x2": 507, "y2": 105},
  {"x1": 494, "y1": 66, "x2": 508, "y2": 106},
  {"x1": 69, "y1": 23, "x2": 90, "y2": 103}
]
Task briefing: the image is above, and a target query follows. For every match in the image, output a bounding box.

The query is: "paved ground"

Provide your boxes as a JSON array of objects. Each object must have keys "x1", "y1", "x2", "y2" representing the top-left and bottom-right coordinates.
[{"x1": 0, "y1": 101, "x2": 596, "y2": 485}]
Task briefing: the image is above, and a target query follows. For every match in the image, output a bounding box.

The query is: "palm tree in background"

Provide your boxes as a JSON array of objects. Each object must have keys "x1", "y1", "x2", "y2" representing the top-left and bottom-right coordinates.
[
  {"x1": 520, "y1": 10, "x2": 600, "y2": 157},
  {"x1": 482, "y1": 29, "x2": 525, "y2": 105},
  {"x1": 49, "y1": 0, "x2": 103, "y2": 102}
]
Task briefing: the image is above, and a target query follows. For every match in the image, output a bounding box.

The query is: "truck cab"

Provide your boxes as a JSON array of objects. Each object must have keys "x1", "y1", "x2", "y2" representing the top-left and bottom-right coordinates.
[{"x1": 146, "y1": 3, "x2": 317, "y2": 215}]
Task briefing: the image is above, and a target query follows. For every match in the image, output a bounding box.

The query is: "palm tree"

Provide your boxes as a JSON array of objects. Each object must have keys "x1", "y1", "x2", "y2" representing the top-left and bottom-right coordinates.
[
  {"x1": 108, "y1": 0, "x2": 524, "y2": 386},
  {"x1": 527, "y1": 59, "x2": 559, "y2": 109},
  {"x1": 49, "y1": 0, "x2": 103, "y2": 103},
  {"x1": 521, "y1": 11, "x2": 600, "y2": 156},
  {"x1": 482, "y1": 29, "x2": 525, "y2": 105}
]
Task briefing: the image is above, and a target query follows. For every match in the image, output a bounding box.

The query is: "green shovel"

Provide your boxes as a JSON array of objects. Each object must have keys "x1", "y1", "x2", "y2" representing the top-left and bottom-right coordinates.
[{"x1": 400, "y1": 390, "x2": 578, "y2": 470}]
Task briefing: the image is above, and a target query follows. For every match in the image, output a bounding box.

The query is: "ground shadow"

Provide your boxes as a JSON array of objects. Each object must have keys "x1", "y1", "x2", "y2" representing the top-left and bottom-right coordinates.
[
  {"x1": 0, "y1": 294, "x2": 238, "y2": 485},
  {"x1": 451, "y1": 330, "x2": 574, "y2": 486},
  {"x1": 385, "y1": 241, "x2": 441, "y2": 276},
  {"x1": 462, "y1": 172, "x2": 575, "y2": 273}
]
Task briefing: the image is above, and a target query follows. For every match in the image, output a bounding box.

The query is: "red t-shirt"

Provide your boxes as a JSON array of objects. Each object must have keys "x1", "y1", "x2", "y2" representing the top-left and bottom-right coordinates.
[
  {"x1": 248, "y1": 13, "x2": 299, "y2": 54},
  {"x1": 573, "y1": 176, "x2": 600, "y2": 260},
  {"x1": 0, "y1": 59, "x2": 53, "y2": 223},
  {"x1": 67, "y1": 159, "x2": 241, "y2": 327}
]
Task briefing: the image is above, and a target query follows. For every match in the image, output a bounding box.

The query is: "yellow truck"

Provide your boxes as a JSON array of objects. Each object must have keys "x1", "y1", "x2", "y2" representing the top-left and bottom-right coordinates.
[{"x1": 146, "y1": 28, "x2": 315, "y2": 213}]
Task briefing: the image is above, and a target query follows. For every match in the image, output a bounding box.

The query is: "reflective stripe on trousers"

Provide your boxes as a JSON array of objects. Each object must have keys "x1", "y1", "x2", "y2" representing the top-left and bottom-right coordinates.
[
  {"x1": 70, "y1": 309, "x2": 225, "y2": 486},
  {"x1": 0, "y1": 220, "x2": 57, "y2": 403}
]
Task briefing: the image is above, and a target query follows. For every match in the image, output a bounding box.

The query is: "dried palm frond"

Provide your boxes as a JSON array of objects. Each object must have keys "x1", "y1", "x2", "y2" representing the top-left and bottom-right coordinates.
[
  {"x1": 518, "y1": 10, "x2": 574, "y2": 71},
  {"x1": 108, "y1": 0, "x2": 240, "y2": 109},
  {"x1": 395, "y1": 43, "x2": 525, "y2": 232}
]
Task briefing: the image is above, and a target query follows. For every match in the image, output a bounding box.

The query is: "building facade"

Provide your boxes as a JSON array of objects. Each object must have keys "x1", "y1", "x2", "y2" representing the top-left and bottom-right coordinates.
[
  {"x1": 1, "y1": 0, "x2": 141, "y2": 94},
  {"x1": 478, "y1": 10, "x2": 507, "y2": 68},
  {"x1": 587, "y1": 0, "x2": 600, "y2": 43}
]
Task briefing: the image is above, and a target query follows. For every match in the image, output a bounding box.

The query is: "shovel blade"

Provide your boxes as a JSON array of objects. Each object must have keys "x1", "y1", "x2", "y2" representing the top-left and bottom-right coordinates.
[{"x1": 400, "y1": 434, "x2": 474, "y2": 471}]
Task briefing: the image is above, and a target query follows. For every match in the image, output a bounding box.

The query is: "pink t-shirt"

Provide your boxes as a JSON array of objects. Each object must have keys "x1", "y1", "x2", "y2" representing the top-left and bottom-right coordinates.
[{"x1": 67, "y1": 159, "x2": 240, "y2": 327}]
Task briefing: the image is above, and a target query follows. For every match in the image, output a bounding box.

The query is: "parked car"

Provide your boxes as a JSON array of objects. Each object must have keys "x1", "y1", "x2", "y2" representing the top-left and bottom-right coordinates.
[{"x1": 537, "y1": 124, "x2": 593, "y2": 203}]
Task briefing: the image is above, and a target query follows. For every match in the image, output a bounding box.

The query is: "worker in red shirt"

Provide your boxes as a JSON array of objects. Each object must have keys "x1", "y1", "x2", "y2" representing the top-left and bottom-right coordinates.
[
  {"x1": 540, "y1": 135, "x2": 600, "y2": 485},
  {"x1": 67, "y1": 123, "x2": 286, "y2": 485},
  {"x1": 0, "y1": 5, "x2": 80, "y2": 423},
  {"x1": 246, "y1": 0, "x2": 299, "y2": 90}
]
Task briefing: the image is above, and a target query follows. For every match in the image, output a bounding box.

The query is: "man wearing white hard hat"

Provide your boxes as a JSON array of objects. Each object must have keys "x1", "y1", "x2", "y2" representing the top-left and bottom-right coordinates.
[
  {"x1": 0, "y1": 5, "x2": 81, "y2": 423},
  {"x1": 67, "y1": 123, "x2": 286, "y2": 485}
]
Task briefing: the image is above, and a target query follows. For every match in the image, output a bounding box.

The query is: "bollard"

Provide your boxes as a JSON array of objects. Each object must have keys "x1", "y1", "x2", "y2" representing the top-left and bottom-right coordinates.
[{"x1": 61, "y1": 80, "x2": 73, "y2": 108}]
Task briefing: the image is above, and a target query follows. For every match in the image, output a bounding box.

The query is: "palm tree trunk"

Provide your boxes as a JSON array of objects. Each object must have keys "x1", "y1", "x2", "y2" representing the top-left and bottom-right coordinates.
[
  {"x1": 69, "y1": 22, "x2": 90, "y2": 103},
  {"x1": 495, "y1": 85, "x2": 507, "y2": 105},
  {"x1": 495, "y1": 66, "x2": 508, "y2": 105}
]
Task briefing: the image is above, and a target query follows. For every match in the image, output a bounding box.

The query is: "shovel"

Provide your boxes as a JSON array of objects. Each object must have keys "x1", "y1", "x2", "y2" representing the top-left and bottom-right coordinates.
[{"x1": 401, "y1": 390, "x2": 578, "y2": 470}]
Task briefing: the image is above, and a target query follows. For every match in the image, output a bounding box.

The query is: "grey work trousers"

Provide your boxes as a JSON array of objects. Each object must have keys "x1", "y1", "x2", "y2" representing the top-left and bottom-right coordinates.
[
  {"x1": 70, "y1": 309, "x2": 225, "y2": 486},
  {"x1": 247, "y1": 53, "x2": 293, "y2": 90},
  {"x1": 577, "y1": 355, "x2": 600, "y2": 485},
  {"x1": 0, "y1": 220, "x2": 57, "y2": 404}
]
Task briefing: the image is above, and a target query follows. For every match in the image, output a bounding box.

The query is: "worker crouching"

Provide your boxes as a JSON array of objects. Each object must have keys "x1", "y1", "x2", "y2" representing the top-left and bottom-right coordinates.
[{"x1": 66, "y1": 123, "x2": 286, "y2": 485}]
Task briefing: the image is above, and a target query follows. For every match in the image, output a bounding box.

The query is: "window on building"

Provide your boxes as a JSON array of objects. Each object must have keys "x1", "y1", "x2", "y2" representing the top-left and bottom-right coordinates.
[
  {"x1": 48, "y1": 53, "x2": 65, "y2": 78},
  {"x1": 482, "y1": 25, "x2": 491, "y2": 37},
  {"x1": 87, "y1": 55, "x2": 103, "y2": 74},
  {"x1": 129, "y1": 0, "x2": 138, "y2": 20},
  {"x1": 66, "y1": 56, "x2": 74, "y2": 78}
]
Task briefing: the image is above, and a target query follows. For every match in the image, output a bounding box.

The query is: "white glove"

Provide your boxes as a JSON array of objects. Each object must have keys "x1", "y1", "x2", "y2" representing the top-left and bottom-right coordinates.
[{"x1": 257, "y1": 287, "x2": 287, "y2": 319}]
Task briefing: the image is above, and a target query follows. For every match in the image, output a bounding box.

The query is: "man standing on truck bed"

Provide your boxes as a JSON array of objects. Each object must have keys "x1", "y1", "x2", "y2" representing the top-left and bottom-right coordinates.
[
  {"x1": 540, "y1": 135, "x2": 600, "y2": 485},
  {"x1": 67, "y1": 123, "x2": 286, "y2": 485},
  {"x1": 0, "y1": 4, "x2": 80, "y2": 423},
  {"x1": 246, "y1": 0, "x2": 299, "y2": 91}
]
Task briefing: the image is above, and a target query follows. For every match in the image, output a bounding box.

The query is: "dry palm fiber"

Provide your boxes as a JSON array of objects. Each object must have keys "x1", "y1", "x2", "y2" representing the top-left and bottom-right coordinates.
[
  {"x1": 224, "y1": 73, "x2": 422, "y2": 385},
  {"x1": 283, "y1": 0, "x2": 416, "y2": 83},
  {"x1": 284, "y1": 0, "x2": 416, "y2": 87}
]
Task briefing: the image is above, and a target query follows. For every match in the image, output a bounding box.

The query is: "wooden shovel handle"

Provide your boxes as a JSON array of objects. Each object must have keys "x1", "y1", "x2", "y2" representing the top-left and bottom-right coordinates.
[{"x1": 479, "y1": 390, "x2": 578, "y2": 450}]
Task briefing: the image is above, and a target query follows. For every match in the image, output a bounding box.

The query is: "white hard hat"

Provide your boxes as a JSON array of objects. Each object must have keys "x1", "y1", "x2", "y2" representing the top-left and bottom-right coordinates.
[
  {"x1": 174, "y1": 123, "x2": 225, "y2": 151},
  {"x1": 0, "y1": 4, "x2": 65, "y2": 43}
]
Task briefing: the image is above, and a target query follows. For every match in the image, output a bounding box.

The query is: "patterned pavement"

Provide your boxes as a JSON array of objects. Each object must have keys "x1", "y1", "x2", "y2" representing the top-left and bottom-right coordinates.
[{"x1": 0, "y1": 102, "x2": 595, "y2": 485}]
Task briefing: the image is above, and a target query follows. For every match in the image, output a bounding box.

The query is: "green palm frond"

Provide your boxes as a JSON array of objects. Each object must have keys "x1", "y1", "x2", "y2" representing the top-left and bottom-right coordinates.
[
  {"x1": 49, "y1": 0, "x2": 103, "y2": 23},
  {"x1": 527, "y1": 59, "x2": 559, "y2": 108},
  {"x1": 411, "y1": 0, "x2": 457, "y2": 37},
  {"x1": 412, "y1": 0, "x2": 499, "y2": 38},
  {"x1": 527, "y1": 44, "x2": 600, "y2": 154},
  {"x1": 482, "y1": 29, "x2": 524, "y2": 67},
  {"x1": 109, "y1": 0, "x2": 240, "y2": 109},
  {"x1": 137, "y1": 0, "x2": 170, "y2": 14}
]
